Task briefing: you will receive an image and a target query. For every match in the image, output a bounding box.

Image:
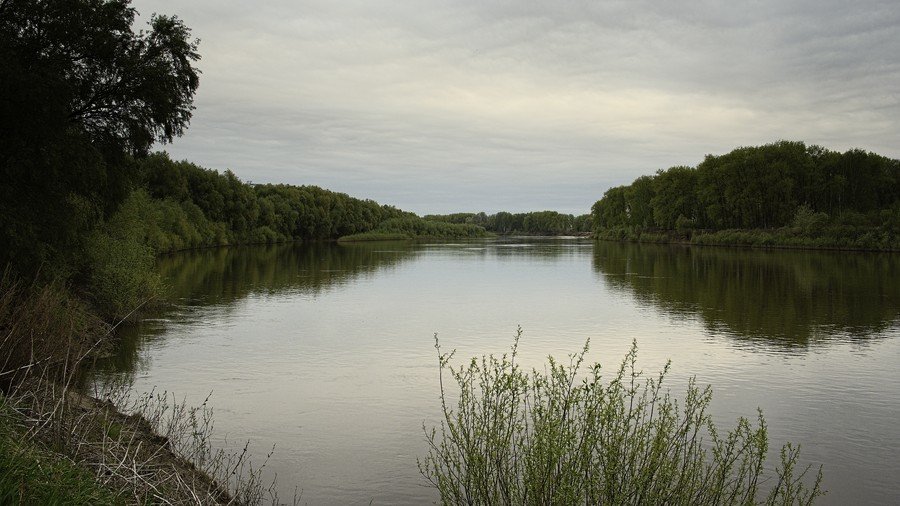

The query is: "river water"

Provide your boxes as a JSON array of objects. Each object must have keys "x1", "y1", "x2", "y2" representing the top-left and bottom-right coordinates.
[{"x1": 96, "y1": 239, "x2": 900, "y2": 504}]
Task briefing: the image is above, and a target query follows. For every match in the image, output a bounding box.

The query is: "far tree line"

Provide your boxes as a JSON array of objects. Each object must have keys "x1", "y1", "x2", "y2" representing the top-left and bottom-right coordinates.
[
  {"x1": 424, "y1": 211, "x2": 592, "y2": 235},
  {"x1": 592, "y1": 141, "x2": 899, "y2": 235}
]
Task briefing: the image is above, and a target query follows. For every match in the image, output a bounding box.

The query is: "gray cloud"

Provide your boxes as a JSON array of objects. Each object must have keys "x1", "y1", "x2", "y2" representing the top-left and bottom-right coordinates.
[{"x1": 137, "y1": 0, "x2": 900, "y2": 214}]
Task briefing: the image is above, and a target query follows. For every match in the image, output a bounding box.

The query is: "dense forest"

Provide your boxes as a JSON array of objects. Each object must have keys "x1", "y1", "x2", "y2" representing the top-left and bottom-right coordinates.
[
  {"x1": 592, "y1": 141, "x2": 900, "y2": 249},
  {"x1": 424, "y1": 211, "x2": 592, "y2": 235}
]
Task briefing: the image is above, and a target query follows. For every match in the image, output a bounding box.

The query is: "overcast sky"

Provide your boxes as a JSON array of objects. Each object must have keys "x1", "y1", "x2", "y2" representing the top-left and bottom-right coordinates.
[{"x1": 134, "y1": 0, "x2": 899, "y2": 215}]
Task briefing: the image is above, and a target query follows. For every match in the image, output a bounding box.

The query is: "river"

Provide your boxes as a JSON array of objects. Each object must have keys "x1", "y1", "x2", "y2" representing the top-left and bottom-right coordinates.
[{"x1": 94, "y1": 238, "x2": 900, "y2": 505}]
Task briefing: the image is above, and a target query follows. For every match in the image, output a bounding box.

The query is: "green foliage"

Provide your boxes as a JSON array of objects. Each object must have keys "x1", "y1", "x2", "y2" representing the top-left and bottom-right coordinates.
[
  {"x1": 134, "y1": 153, "x2": 425, "y2": 248},
  {"x1": 592, "y1": 186, "x2": 629, "y2": 230},
  {"x1": 625, "y1": 175, "x2": 656, "y2": 229},
  {"x1": 373, "y1": 217, "x2": 487, "y2": 238},
  {"x1": 573, "y1": 213, "x2": 593, "y2": 233},
  {"x1": 591, "y1": 142, "x2": 900, "y2": 250},
  {"x1": 791, "y1": 206, "x2": 829, "y2": 235},
  {"x1": 106, "y1": 187, "x2": 218, "y2": 253},
  {"x1": 0, "y1": 0, "x2": 200, "y2": 280},
  {"x1": 85, "y1": 226, "x2": 160, "y2": 320},
  {"x1": 421, "y1": 331, "x2": 823, "y2": 505},
  {"x1": 652, "y1": 166, "x2": 698, "y2": 230},
  {"x1": 337, "y1": 232, "x2": 412, "y2": 242},
  {"x1": 0, "y1": 0, "x2": 200, "y2": 155},
  {"x1": 426, "y1": 211, "x2": 590, "y2": 235}
]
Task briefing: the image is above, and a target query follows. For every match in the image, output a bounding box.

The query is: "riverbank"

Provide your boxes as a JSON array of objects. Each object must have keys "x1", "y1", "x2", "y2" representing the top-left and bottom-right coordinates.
[
  {"x1": 0, "y1": 380, "x2": 243, "y2": 505},
  {"x1": 594, "y1": 226, "x2": 900, "y2": 252},
  {"x1": 1, "y1": 395, "x2": 120, "y2": 504},
  {"x1": 0, "y1": 271, "x2": 281, "y2": 504}
]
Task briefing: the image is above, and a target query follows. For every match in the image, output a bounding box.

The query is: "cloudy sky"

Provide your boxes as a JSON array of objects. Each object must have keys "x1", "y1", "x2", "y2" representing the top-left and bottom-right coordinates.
[{"x1": 134, "y1": 0, "x2": 899, "y2": 215}]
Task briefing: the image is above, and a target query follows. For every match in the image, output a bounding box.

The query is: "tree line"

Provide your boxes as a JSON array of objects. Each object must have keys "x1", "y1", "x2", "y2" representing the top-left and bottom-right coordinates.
[
  {"x1": 591, "y1": 141, "x2": 900, "y2": 249},
  {"x1": 0, "y1": 0, "x2": 478, "y2": 319},
  {"x1": 424, "y1": 211, "x2": 592, "y2": 235},
  {"x1": 133, "y1": 153, "x2": 418, "y2": 251}
]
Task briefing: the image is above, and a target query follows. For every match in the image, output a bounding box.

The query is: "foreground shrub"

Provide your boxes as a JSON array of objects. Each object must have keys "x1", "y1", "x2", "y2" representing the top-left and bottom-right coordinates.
[{"x1": 420, "y1": 330, "x2": 823, "y2": 505}]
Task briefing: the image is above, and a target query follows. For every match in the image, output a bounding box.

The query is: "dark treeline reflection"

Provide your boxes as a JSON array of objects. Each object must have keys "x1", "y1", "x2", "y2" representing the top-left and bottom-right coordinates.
[
  {"x1": 442, "y1": 237, "x2": 593, "y2": 260},
  {"x1": 98, "y1": 241, "x2": 419, "y2": 374},
  {"x1": 593, "y1": 242, "x2": 900, "y2": 347},
  {"x1": 157, "y1": 241, "x2": 418, "y2": 304}
]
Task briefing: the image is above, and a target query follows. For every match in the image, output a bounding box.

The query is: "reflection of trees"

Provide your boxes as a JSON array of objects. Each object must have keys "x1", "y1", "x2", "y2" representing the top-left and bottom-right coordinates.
[
  {"x1": 479, "y1": 237, "x2": 594, "y2": 260},
  {"x1": 97, "y1": 242, "x2": 419, "y2": 375},
  {"x1": 157, "y1": 241, "x2": 418, "y2": 304},
  {"x1": 96, "y1": 238, "x2": 596, "y2": 376},
  {"x1": 593, "y1": 242, "x2": 900, "y2": 347},
  {"x1": 156, "y1": 238, "x2": 588, "y2": 306}
]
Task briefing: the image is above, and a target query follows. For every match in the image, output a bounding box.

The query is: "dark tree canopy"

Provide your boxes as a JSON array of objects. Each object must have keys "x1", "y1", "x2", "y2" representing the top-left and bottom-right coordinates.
[
  {"x1": 0, "y1": 0, "x2": 200, "y2": 155},
  {"x1": 0, "y1": 0, "x2": 200, "y2": 275}
]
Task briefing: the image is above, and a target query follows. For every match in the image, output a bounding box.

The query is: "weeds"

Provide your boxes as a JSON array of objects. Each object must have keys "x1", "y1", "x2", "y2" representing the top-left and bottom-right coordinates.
[
  {"x1": 420, "y1": 328, "x2": 824, "y2": 505},
  {"x1": 1, "y1": 268, "x2": 293, "y2": 504},
  {"x1": 0, "y1": 267, "x2": 106, "y2": 387},
  {"x1": 0, "y1": 393, "x2": 120, "y2": 505},
  {"x1": 91, "y1": 379, "x2": 291, "y2": 505}
]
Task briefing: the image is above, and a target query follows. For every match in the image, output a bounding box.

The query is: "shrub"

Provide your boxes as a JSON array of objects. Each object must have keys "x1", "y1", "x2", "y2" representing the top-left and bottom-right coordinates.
[
  {"x1": 85, "y1": 230, "x2": 160, "y2": 320},
  {"x1": 792, "y1": 206, "x2": 829, "y2": 235},
  {"x1": 420, "y1": 330, "x2": 823, "y2": 505}
]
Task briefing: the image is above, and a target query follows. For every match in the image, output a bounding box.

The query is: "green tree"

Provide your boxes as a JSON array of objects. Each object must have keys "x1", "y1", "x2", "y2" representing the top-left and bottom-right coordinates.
[
  {"x1": 624, "y1": 175, "x2": 656, "y2": 228},
  {"x1": 651, "y1": 166, "x2": 698, "y2": 230},
  {"x1": 0, "y1": 0, "x2": 200, "y2": 276},
  {"x1": 0, "y1": 0, "x2": 200, "y2": 155},
  {"x1": 592, "y1": 186, "x2": 628, "y2": 231}
]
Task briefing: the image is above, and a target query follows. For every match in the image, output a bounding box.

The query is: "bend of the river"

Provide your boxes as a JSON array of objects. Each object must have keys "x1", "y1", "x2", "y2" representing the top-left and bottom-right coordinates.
[{"x1": 93, "y1": 238, "x2": 900, "y2": 505}]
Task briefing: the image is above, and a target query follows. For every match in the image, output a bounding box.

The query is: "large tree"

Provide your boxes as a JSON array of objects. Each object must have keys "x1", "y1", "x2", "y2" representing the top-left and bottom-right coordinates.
[{"x1": 0, "y1": 0, "x2": 200, "y2": 275}]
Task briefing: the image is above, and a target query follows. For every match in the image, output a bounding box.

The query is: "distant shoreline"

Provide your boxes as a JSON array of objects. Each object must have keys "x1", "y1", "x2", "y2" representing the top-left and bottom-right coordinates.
[{"x1": 593, "y1": 228, "x2": 900, "y2": 253}]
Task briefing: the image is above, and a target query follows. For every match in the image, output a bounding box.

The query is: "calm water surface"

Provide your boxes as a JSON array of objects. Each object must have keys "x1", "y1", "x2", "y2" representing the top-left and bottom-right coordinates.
[{"x1": 96, "y1": 239, "x2": 900, "y2": 505}]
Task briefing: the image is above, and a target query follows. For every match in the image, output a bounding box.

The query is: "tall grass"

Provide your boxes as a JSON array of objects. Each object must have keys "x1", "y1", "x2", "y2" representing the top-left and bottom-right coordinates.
[
  {"x1": 0, "y1": 393, "x2": 120, "y2": 505},
  {"x1": 420, "y1": 329, "x2": 823, "y2": 505},
  {"x1": 0, "y1": 267, "x2": 106, "y2": 387}
]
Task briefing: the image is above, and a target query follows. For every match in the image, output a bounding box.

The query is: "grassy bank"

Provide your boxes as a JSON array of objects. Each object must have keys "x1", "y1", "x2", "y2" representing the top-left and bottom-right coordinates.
[
  {"x1": 337, "y1": 232, "x2": 413, "y2": 242},
  {"x1": 0, "y1": 394, "x2": 120, "y2": 505},
  {"x1": 0, "y1": 269, "x2": 287, "y2": 505},
  {"x1": 594, "y1": 222, "x2": 900, "y2": 252}
]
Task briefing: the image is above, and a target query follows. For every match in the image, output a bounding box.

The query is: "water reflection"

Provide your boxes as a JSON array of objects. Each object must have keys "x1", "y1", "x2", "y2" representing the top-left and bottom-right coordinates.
[
  {"x1": 92, "y1": 238, "x2": 900, "y2": 504},
  {"x1": 592, "y1": 241, "x2": 900, "y2": 347},
  {"x1": 102, "y1": 241, "x2": 420, "y2": 373},
  {"x1": 158, "y1": 241, "x2": 420, "y2": 303}
]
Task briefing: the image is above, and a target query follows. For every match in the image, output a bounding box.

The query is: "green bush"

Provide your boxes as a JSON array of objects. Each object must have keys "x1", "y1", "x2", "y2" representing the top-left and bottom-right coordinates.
[
  {"x1": 86, "y1": 230, "x2": 160, "y2": 320},
  {"x1": 420, "y1": 331, "x2": 823, "y2": 505},
  {"x1": 791, "y1": 206, "x2": 829, "y2": 235},
  {"x1": 373, "y1": 217, "x2": 487, "y2": 238}
]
